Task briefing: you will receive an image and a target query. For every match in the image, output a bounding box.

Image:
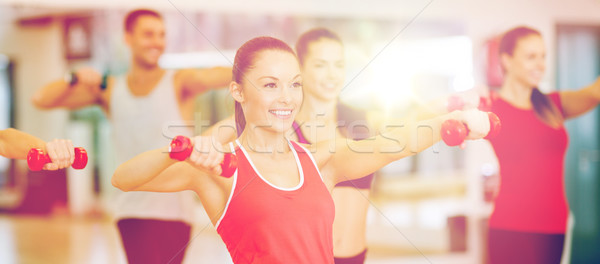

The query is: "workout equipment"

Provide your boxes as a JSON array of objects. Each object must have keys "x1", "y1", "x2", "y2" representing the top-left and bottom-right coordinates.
[
  {"x1": 27, "y1": 147, "x2": 88, "y2": 171},
  {"x1": 441, "y1": 112, "x2": 501, "y2": 146},
  {"x1": 100, "y1": 74, "x2": 108, "y2": 90},
  {"x1": 447, "y1": 95, "x2": 492, "y2": 112},
  {"x1": 443, "y1": 95, "x2": 499, "y2": 146},
  {"x1": 66, "y1": 72, "x2": 109, "y2": 90},
  {"x1": 169, "y1": 135, "x2": 237, "y2": 178}
]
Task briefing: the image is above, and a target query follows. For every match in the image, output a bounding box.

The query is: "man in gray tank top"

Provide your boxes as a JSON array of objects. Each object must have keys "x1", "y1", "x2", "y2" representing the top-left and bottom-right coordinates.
[{"x1": 33, "y1": 9, "x2": 231, "y2": 264}]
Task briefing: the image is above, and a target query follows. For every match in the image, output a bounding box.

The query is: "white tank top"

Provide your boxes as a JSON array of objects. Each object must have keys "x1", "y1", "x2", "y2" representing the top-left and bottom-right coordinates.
[{"x1": 110, "y1": 70, "x2": 196, "y2": 223}]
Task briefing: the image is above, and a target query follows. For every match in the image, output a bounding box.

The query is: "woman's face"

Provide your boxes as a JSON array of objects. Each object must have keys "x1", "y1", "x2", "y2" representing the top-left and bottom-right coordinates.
[
  {"x1": 301, "y1": 38, "x2": 345, "y2": 102},
  {"x1": 238, "y1": 50, "x2": 303, "y2": 134},
  {"x1": 503, "y1": 34, "x2": 546, "y2": 88}
]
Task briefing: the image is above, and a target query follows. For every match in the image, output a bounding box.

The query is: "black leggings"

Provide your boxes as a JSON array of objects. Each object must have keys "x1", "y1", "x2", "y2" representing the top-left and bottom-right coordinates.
[
  {"x1": 488, "y1": 228, "x2": 564, "y2": 264},
  {"x1": 117, "y1": 218, "x2": 191, "y2": 264},
  {"x1": 334, "y1": 249, "x2": 367, "y2": 264}
]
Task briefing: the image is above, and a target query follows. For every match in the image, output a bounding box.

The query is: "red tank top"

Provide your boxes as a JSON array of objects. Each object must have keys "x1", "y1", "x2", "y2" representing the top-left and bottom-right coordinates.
[
  {"x1": 216, "y1": 140, "x2": 335, "y2": 264},
  {"x1": 488, "y1": 92, "x2": 569, "y2": 233}
]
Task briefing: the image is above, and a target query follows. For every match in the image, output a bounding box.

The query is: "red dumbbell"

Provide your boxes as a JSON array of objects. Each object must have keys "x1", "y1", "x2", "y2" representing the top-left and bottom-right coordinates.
[
  {"x1": 441, "y1": 112, "x2": 502, "y2": 146},
  {"x1": 447, "y1": 95, "x2": 492, "y2": 112},
  {"x1": 27, "y1": 147, "x2": 88, "y2": 171},
  {"x1": 169, "y1": 135, "x2": 237, "y2": 178}
]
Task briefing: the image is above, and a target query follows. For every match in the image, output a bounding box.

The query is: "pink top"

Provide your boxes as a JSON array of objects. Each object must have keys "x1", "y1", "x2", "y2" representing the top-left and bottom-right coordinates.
[
  {"x1": 489, "y1": 92, "x2": 569, "y2": 233},
  {"x1": 216, "y1": 140, "x2": 335, "y2": 263}
]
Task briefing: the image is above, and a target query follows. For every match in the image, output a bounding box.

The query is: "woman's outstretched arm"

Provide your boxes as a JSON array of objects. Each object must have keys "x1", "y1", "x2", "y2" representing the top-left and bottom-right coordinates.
[
  {"x1": 559, "y1": 77, "x2": 600, "y2": 119},
  {"x1": 316, "y1": 109, "x2": 490, "y2": 185},
  {"x1": 112, "y1": 136, "x2": 226, "y2": 192},
  {"x1": 0, "y1": 128, "x2": 47, "y2": 159},
  {"x1": 112, "y1": 146, "x2": 182, "y2": 192}
]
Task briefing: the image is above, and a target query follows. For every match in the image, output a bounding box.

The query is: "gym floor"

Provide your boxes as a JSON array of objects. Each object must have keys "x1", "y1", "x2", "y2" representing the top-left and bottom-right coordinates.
[{"x1": 0, "y1": 210, "x2": 473, "y2": 264}]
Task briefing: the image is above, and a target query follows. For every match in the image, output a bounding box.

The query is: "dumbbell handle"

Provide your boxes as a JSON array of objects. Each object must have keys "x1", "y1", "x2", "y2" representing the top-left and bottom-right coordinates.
[
  {"x1": 447, "y1": 95, "x2": 492, "y2": 112},
  {"x1": 169, "y1": 135, "x2": 237, "y2": 178},
  {"x1": 441, "y1": 112, "x2": 501, "y2": 146},
  {"x1": 27, "y1": 147, "x2": 88, "y2": 171}
]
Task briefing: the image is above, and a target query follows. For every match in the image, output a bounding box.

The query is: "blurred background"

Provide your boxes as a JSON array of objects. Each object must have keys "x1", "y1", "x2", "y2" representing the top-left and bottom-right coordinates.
[{"x1": 0, "y1": 0, "x2": 599, "y2": 263}]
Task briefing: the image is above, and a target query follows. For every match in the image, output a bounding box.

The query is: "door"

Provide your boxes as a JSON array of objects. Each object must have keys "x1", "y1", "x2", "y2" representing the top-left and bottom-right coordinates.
[{"x1": 557, "y1": 24, "x2": 600, "y2": 264}]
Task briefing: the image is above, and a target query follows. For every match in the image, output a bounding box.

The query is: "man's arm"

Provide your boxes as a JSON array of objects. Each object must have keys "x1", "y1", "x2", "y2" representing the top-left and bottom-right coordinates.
[
  {"x1": 32, "y1": 67, "x2": 107, "y2": 110},
  {"x1": 176, "y1": 67, "x2": 232, "y2": 96}
]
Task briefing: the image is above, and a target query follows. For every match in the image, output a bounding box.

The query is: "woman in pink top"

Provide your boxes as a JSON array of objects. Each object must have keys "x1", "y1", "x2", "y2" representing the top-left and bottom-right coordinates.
[
  {"x1": 486, "y1": 26, "x2": 600, "y2": 264},
  {"x1": 112, "y1": 36, "x2": 491, "y2": 264}
]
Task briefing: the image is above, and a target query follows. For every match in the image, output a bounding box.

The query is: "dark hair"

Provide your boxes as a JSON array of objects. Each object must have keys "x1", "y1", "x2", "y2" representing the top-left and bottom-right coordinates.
[
  {"x1": 124, "y1": 9, "x2": 162, "y2": 33},
  {"x1": 295, "y1": 28, "x2": 343, "y2": 66},
  {"x1": 499, "y1": 26, "x2": 563, "y2": 127},
  {"x1": 232, "y1": 36, "x2": 297, "y2": 135}
]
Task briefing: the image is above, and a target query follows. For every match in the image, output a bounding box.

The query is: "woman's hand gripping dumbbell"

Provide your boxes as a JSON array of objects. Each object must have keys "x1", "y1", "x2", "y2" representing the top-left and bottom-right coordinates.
[
  {"x1": 27, "y1": 139, "x2": 88, "y2": 171},
  {"x1": 442, "y1": 94, "x2": 501, "y2": 146},
  {"x1": 441, "y1": 109, "x2": 501, "y2": 146},
  {"x1": 169, "y1": 135, "x2": 237, "y2": 178},
  {"x1": 447, "y1": 94, "x2": 492, "y2": 112}
]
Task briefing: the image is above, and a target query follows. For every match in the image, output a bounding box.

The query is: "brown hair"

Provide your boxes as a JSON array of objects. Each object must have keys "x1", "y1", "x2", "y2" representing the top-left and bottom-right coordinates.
[
  {"x1": 295, "y1": 28, "x2": 343, "y2": 66},
  {"x1": 232, "y1": 36, "x2": 297, "y2": 135},
  {"x1": 499, "y1": 26, "x2": 563, "y2": 127},
  {"x1": 124, "y1": 9, "x2": 162, "y2": 33}
]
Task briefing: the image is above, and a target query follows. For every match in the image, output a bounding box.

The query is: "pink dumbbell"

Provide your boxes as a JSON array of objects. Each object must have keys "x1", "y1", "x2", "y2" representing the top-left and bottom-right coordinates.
[
  {"x1": 447, "y1": 95, "x2": 492, "y2": 112},
  {"x1": 169, "y1": 135, "x2": 237, "y2": 178},
  {"x1": 27, "y1": 147, "x2": 88, "y2": 171},
  {"x1": 441, "y1": 112, "x2": 501, "y2": 146}
]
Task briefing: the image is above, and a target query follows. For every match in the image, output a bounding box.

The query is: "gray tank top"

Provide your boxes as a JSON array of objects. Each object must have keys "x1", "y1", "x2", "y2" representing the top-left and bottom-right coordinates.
[{"x1": 110, "y1": 70, "x2": 195, "y2": 223}]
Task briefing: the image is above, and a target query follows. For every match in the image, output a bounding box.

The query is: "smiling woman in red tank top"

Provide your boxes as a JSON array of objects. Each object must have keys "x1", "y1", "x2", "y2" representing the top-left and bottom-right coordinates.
[
  {"x1": 486, "y1": 26, "x2": 600, "y2": 264},
  {"x1": 111, "y1": 36, "x2": 493, "y2": 264}
]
